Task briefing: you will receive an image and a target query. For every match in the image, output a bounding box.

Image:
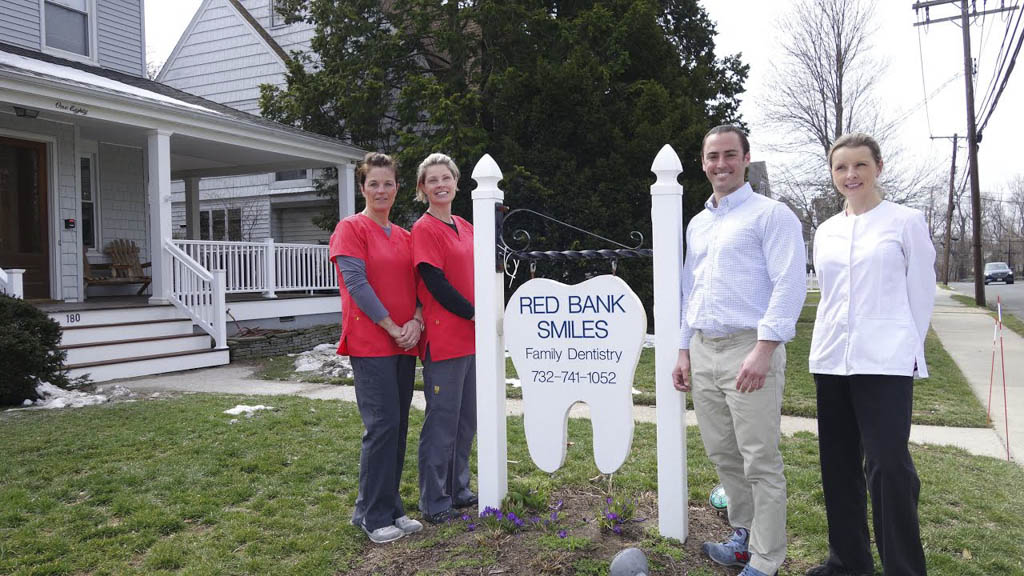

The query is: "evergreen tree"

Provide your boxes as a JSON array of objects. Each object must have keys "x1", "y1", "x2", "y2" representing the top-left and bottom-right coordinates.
[{"x1": 263, "y1": 0, "x2": 747, "y2": 310}]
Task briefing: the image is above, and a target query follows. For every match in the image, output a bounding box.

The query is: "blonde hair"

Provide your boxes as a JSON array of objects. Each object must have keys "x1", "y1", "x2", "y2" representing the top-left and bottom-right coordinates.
[
  {"x1": 415, "y1": 153, "x2": 461, "y2": 203},
  {"x1": 828, "y1": 132, "x2": 883, "y2": 168},
  {"x1": 829, "y1": 133, "x2": 884, "y2": 211}
]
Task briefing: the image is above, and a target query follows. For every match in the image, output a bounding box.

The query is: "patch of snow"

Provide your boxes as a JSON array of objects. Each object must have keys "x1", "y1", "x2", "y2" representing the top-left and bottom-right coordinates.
[
  {"x1": 642, "y1": 334, "x2": 655, "y2": 348},
  {"x1": 632, "y1": 387, "x2": 642, "y2": 395},
  {"x1": 506, "y1": 378, "x2": 521, "y2": 388},
  {"x1": 223, "y1": 404, "x2": 274, "y2": 416},
  {"x1": 22, "y1": 382, "x2": 131, "y2": 410},
  {"x1": 0, "y1": 50, "x2": 219, "y2": 114},
  {"x1": 293, "y1": 344, "x2": 354, "y2": 379}
]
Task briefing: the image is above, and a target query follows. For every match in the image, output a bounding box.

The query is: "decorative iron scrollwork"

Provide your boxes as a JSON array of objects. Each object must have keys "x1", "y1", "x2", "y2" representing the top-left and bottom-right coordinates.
[{"x1": 496, "y1": 206, "x2": 653, "y2": 283}]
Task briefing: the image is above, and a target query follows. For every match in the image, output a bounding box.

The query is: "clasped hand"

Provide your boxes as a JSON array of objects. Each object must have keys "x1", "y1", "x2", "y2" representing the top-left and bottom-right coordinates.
[{"x1": 388, "y1": 319, "x2": 421, "y2": 350}]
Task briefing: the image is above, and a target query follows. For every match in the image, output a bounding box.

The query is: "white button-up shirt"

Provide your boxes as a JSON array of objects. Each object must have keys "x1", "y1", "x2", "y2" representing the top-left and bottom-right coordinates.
[
  {"x1": 809, "y1": 200, "x2": 936, "y2": 377},
  {"x1": 679, "y1": 183, "x2": 807, "y2": 348}
]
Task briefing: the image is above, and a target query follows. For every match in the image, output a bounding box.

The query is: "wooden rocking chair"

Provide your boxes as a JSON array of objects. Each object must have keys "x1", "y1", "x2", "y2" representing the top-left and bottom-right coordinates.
[{"x1": 83, "y1": 239, "x2": 152, "y2": 296}]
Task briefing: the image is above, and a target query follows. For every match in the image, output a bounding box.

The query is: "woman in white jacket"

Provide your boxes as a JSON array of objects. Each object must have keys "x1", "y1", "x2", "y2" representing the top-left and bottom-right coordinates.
[{"x1": 806, "y1": 133, "x2": 935, "y2": 576}]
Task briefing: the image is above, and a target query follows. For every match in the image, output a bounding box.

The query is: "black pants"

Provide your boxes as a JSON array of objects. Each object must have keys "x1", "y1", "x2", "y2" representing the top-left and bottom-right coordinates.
[
  {"x1": 814, "y1": 374, "x2": 927, "y2": 576},
  {"x1": 350, "y1": 354, "x2": 416, "y2": 532}
]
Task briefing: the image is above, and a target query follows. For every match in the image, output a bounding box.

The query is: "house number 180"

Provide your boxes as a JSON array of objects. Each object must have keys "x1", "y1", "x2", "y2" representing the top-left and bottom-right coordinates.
[{"x1": 66, "y1": 313, "x2": 81, "y2": 324}]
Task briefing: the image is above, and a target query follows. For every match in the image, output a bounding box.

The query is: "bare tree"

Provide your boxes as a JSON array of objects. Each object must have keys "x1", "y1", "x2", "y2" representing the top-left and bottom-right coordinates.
[
  {"x1": 1009, "y1": 175, "x2": 1024, "y2": 236},
  {"x1": 764, "y1": 0, "x2": 940, "y2": 227}
]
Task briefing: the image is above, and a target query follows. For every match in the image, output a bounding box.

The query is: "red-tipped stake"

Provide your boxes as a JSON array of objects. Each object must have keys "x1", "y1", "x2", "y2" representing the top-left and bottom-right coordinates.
[
  {"x1": 988, "y1": 312, "x2": 998, "y2": 424},
  {"x1": 997, "y1": 297, "x2": 1011, "y2": 461}
]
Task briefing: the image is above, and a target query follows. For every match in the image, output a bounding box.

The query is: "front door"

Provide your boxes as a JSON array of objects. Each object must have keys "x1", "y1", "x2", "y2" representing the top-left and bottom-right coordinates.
[{"x1": 0, "y1": 136, "x2": 50, "y2": 299}]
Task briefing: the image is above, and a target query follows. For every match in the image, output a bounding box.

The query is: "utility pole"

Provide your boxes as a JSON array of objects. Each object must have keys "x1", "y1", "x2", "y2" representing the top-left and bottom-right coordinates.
[
  {"x1": 937, "y1": 134, "x2": 959, "y2": 284},
  {"x1": 913, "y1": 0, "x2": 1019, "y2": 305}
]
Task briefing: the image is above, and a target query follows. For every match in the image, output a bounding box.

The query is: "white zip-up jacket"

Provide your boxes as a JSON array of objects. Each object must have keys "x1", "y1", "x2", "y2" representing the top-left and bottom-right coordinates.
[{"x1": 809, "y1": 200, "x2": 936, "y2": 378}]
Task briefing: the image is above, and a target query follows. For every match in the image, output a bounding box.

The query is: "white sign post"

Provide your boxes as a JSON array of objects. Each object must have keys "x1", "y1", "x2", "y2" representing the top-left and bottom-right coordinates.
[
  {"x1": 505, "y1": 276, "x2": 647, "y2": 473},
  {"x1": 650, "y1": 144, "x2": 687, "y2": 541},
  {"x1": 471, "y1": 154, "x2": 508, "y2": 512},
  {"x1": 470, "y1": 147, "x2": 687, "y2": 541}
]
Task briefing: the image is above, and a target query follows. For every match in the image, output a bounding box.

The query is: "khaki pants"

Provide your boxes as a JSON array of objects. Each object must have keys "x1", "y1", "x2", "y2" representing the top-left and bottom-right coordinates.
[{"x1": 691, "y1": 330, "x2": 787, "y2": 575}]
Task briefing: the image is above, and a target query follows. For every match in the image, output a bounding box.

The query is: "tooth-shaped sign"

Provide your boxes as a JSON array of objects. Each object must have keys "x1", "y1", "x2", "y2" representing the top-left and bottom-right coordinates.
[{"x1": 505, "y1": 275, "x2": 646, "y2": 474}]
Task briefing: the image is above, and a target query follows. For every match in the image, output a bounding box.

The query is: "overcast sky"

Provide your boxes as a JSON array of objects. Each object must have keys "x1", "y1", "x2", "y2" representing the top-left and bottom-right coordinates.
[{"x1": 145, "y1": 0, "x2": 1021, "y2": 196}]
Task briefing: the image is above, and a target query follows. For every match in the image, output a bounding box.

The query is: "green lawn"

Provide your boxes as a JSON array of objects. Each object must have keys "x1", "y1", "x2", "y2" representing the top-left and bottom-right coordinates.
[
  {"x1": 257, "y1": 289, "x2": 987, "y2": 427},
  {"x1": 2, "y1": 395, "x2": 1022, "y2": 575},
  {"x1": 505, "y1": 289, "x2": 985, "y2": 427}
]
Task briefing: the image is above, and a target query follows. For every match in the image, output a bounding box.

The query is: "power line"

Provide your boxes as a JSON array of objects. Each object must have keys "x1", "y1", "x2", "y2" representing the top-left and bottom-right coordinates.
[
  {"x1": 916, "y1": 27, "x2": 935, "y2": 136},
  {"x1": 978, "y1": 7, "x2": 1024, "y2": 133},
  {"x1": 912, "y1": 0, "x2": 1019, "y2": 306},
  {"x1": 976, "y1": 2, "x2": 1019, "y2": 118}
]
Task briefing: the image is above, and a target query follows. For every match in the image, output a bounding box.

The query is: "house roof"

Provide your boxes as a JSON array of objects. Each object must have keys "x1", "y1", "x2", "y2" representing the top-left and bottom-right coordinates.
[{"x1": 0, "y1": 40, "x2": 360, "y2": 158}]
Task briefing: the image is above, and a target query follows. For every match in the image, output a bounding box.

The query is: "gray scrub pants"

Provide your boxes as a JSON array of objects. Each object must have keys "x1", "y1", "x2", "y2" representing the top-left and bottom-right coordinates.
[
  {"x1": 418, "y1": 350, "x2": 477, "y2": 516},
  {"x1": 350, "y1": 354, "x2": 416, "y2": 532}
]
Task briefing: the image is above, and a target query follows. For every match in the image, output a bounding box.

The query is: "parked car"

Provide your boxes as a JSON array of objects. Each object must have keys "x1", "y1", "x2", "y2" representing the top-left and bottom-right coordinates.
[{"x1": 984, "y1": 262, "x2": 1014, "y2": 284}]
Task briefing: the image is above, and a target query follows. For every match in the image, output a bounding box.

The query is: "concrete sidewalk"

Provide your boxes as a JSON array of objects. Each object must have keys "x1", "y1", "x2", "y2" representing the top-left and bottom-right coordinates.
[
  {"x1": 932, "y1": 286, "x2": 1021, "y2": 463},
  {"x1": 114, "y1": 355, "x2": 1008, "y2": 460}
]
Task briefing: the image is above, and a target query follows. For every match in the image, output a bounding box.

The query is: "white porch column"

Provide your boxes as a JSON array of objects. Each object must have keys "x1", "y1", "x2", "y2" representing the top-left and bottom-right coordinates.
[
  {"x1": 185, "y1": 177, "x2": 201, "y2": 240},
  {"x1": 651, "y1": 144, "x2": 687, "y2": 541},
  {"x1": 337, "y1": 162, "x2": 356, "y2": 219},
  {"x1": 471, "y1": 154, "x2": 507, "y2": 512},
  {"x1": 262, "y1": 238, "x2": 277, "y2": 298},
  {"x1": 147, "y1": 129, "x2": 173, "y2": 304}
]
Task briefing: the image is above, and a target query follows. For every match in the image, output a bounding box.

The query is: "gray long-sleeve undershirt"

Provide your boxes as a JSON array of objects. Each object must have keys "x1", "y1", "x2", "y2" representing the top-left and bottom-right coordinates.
[{"x1": 336, "y1": 255, "x2": 389, "y2": 323}]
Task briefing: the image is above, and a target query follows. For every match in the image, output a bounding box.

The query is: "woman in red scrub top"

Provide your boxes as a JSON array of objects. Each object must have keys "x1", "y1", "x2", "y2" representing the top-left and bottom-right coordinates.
[
  {"x1": 329, "y1": 152, "x2": 424, "y2": 544},
  {"x1": 410, "y1": 153, "x2": 477, "y2": 525}
]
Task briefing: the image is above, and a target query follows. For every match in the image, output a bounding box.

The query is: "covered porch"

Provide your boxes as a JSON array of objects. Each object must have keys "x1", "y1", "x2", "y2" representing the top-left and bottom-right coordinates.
[
  {"x1": 1, "y1": 43, "x2": 356, "y2": 382},
  {"x1": 0, "y1": 41, "x2": 360, "y2": 313}
]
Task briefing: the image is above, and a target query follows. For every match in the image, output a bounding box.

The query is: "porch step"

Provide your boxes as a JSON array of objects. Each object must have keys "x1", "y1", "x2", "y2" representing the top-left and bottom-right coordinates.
[
  {"x1": 63, "y1": 333, "x2": 213, "y2": 365},
  {"x1": 60, "y1": 319, "x2": 195, "y2": 346},
  {"x1": 67, "y1": 348, "x2": 231, "y2": 383},
  {"x1": 48, "y1": 303, "x2": 182, "y2": 328}
]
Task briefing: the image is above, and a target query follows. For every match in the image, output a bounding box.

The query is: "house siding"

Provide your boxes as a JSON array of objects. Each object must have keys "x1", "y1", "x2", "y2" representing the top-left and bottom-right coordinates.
[
  {"x1": 96, "y1": 0, "x2": 145, "y2": 76},
  {"x1": 0, "y1": 0, "x2": 41, "y2": 51},
  {"x1": 160, "y1": 0, "x2": 288, "y2": 113},
  {"x1": 162, "y1": 0, "x2": 326, "y2": 242},
  {"x1": 171, "y1": 176, "x2": 272, "y2": 241},
  {"x1": 272, "y1": 206, "x2": 330, "y2": 244},
  {"x1": 0, "y1": 113, "x2": 77, "y2": 301},
  {"x1": 98, "y1": 143, "x2": 147, "y2": 260},
  {"x1": 239, "y1": 0, "x2": 316, "y2": 57}
]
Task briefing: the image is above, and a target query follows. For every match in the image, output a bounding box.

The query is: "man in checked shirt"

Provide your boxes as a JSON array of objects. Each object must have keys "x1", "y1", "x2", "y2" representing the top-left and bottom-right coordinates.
[{"x1": 672, "y1": 125, "x2": 807, "y2": 576}]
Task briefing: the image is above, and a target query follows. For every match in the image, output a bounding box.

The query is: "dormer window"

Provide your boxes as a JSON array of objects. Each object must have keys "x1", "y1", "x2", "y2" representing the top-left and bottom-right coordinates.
[{"x1": 42, "y1": 0, "x2": 94, "y2": 59}]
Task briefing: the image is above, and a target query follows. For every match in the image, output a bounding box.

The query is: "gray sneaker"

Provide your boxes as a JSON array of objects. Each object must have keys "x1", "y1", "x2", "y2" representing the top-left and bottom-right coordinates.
[
  {"x1": 362, "y1": 522, "x2": 405, "y2": 544},
  {"x1": 394, "y1": 515, "x2": 423, "y2": 534}
]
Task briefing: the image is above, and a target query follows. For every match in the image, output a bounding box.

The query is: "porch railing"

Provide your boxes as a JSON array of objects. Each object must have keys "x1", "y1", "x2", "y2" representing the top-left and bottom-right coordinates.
[
  {"x1": 0, "y1": 267, "x2": 25, "y2": 299},
  {"x1": 165, "y1": 240, "x2": 227, "y2": 349},
  {"x1": 172, "y1": 239, "x2": 336, "y2": 298}
]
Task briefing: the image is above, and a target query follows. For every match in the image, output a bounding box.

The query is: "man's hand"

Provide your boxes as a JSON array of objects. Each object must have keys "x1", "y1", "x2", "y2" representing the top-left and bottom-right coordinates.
[
  {"x1": 672, "y1": 349, "x2": 691, "y2": 392},
  {"x1": 736, "y1": 340, "x2": 779, "y2": 393}
]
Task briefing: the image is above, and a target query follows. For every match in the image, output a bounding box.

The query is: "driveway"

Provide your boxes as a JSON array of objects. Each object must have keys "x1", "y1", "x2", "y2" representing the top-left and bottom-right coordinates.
[{"x1": 951, "y1": 281, "x2": 1024, "y2": 320}]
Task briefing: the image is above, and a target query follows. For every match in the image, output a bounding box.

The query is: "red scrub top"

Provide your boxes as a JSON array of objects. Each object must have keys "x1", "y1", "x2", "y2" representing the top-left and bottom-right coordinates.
[
  {"x1": 412, "y1": 214, "x2": 475, "y2": 361},
  {"x1": 330, "y1": 214, "x2": 418, "y2": 357}
]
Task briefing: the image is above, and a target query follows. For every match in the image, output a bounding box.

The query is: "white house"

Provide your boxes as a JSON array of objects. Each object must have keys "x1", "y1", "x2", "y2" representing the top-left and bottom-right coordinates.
[
  {"x1": 157, "y1": 0, "x2": 333, "y2": 245},
  {"x1": 0, "y1": 0, "x2": 362, "y2": 381}
]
